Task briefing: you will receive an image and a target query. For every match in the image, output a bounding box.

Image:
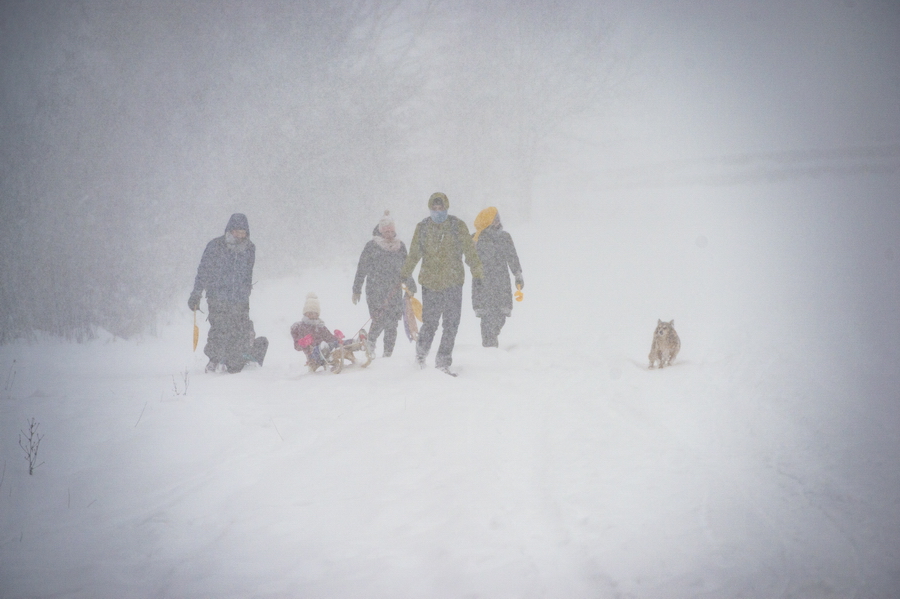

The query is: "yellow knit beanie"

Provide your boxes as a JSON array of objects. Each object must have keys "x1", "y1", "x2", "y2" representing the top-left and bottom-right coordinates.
[{"x1": 473, "y1": 207, "x2": 499, "y2": 243}]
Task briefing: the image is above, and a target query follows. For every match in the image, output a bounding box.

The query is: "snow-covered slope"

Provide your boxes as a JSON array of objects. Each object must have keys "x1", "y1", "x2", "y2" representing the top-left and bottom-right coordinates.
[{"x1": 2, "y1": 177, "x2": 899, "y2": 598}]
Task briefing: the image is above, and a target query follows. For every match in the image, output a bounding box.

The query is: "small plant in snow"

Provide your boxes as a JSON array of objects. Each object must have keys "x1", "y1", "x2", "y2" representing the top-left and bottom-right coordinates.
[
  {"x1": 19, "y1": 417, "x2": 44, "y2": 475},
  {"x1": 172, "y1": 369, "x2": 189, "y2": 396},
  {"x1": 3, "y1": 360, "x2": 15, "y2": 399}
]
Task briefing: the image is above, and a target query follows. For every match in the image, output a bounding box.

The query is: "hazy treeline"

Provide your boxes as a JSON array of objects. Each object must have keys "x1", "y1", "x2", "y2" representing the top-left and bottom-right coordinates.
[{"x1": 0, "y1": 0, "x2": 620, "y2": 342}]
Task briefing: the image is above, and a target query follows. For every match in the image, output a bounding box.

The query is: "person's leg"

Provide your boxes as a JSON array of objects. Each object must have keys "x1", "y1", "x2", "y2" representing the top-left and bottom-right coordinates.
[
  {"x1": 383, "y1": 318, "x2": 399, "y2": 356},
  {"x1": 482, "y1": 313, "x2": 505, "y2": 347},
  {"x1": 416, "y1": 287, "x2": 441, "y2": 362},
  {"x1": 435, "y1": 286, "x2": 462, "y2": 368},
  {"x1": 494, "y1": 314, "x2": 507, "y2": 345},
  {"x1": 480, "y1": 315, "x2": 495, "y2": 347},
  {"x1": 223, "y1": 303, "x2": 255, "y2": 373},
  {"x1": 204, "y1": 302, "x2": 228, "y2": 368},
  {"x1": 367, "y1": 315, "x2": 385, "y2": 351}
]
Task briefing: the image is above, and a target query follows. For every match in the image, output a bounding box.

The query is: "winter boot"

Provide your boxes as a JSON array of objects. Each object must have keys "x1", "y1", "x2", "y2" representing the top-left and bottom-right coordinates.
[
  {"x1": 437, "y1": 365, "x2": 458, "y2": 377},
  {"x1": 252, "y1": 336, "x2": 269, "y2": 366}
]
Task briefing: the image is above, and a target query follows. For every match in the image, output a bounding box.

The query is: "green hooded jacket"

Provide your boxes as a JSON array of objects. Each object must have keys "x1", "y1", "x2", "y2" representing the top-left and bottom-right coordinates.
[{"x1": 401, "y1": 193, "x2": 484, "y2": 290}]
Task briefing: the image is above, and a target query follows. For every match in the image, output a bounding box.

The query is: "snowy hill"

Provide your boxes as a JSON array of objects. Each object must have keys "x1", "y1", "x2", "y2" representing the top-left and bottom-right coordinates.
[{"x1": 2, "y1": 173, "x2": 899, "y2": 598}]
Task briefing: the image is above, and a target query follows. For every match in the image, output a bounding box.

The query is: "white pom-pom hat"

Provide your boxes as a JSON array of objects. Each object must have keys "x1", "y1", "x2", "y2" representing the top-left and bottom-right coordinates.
[{"x1": 303, "y1": 292, "x2": 321, "y2": 315}]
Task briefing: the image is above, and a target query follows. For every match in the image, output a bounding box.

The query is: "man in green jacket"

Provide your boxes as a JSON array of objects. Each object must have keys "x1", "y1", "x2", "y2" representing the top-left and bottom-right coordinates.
[{"x1": 401, "y1": 192, "x2": 484, "y2": 375}]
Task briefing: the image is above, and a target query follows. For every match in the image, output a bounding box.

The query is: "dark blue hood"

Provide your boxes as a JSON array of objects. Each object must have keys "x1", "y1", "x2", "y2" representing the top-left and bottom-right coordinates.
[{"x1": 225, "y1": 213, "x2": 250, "y2": 236}]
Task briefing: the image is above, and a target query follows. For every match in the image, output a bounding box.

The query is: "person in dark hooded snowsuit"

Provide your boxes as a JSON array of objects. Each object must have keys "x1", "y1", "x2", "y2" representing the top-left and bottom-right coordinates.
[
  {"x1": 352, "y1": 211, "x2": 417, "y2": 357},
  {"x1": 188, "y1": 213, "x2": 267, "y2": 373},
  {"x1": 471, "y1": 207, "x2": 523, "y2": 347}
]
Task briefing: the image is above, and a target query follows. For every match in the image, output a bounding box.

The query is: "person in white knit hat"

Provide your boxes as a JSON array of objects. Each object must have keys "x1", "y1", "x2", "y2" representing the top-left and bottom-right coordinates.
[
  {"x1": 302, "y1": 292, "x2": 321, "y2": 316},
  {"x1": 352, "y1": 210, "x2": 416, "y2": 357},
  {"x1": 290, "y1": 292, "x2": 340, "y2": 367}
]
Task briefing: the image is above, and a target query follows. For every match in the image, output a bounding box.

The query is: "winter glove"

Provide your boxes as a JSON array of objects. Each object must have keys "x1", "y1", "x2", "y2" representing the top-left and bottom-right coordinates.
[
  {"x1": 514, "y1": 273, "x2": 524, "y2": 290},
  {"x1": 405, "y1": 277, "x2": 417, "y2": 295},
  {"x1": 352, "y1": 293, "x2": 360, "y2": 305},
  {"x1": 188, "y1": 291, "x2": 202, "y2": 311}
]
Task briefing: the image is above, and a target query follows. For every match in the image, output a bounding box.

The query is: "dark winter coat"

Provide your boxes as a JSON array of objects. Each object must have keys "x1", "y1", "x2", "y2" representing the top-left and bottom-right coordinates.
[
  {"x1": 191, "y1": 214, "x2": 255, "y2": 306},
  {"x1": 353, "y1": 228, "x2": 416, "y2": 321},
  {"x1": 471, "y1": 226, "x2": 522, "y2": 317}
]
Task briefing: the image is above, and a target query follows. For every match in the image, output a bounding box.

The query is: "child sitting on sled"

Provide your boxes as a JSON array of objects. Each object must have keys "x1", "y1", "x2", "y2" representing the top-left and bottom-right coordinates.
[{"x1": 290, "y1": 292, "x2": 344, "y2": 368}]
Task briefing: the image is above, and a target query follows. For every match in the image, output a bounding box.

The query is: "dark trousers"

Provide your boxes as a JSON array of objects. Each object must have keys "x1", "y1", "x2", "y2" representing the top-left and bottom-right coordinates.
[
  {"x1": 205, "y1": 301, "x2": 256, "y2": 372},
  {"x1": 479, "y1": 313, "x2": 507, "y2": 347},
  {"x1": 417, "y1": 285, "x2": 462, "y2": 368},
  {"x1": 368, "y1": 313, "x2": 399, "y2": 354}
]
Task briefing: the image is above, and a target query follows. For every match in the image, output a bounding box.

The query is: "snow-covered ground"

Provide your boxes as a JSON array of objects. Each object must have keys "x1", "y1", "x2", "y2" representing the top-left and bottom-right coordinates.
[{"x1": 2, "y1": 175, "x2": 900, "y2": 598}]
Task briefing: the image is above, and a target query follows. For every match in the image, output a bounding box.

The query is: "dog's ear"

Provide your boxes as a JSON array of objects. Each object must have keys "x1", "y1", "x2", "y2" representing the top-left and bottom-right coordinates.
[
  {"x1": 670, "y1": 320, "x2": 674, "y2": 326},
  {"x1": 658, "y1": 319, "x2": 662, "y2": 325}
]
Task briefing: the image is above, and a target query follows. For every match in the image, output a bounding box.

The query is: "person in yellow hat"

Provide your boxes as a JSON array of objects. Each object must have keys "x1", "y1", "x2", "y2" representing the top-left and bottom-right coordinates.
[
  {"x1": 401, "y1": 192, "x2": 483, "y2": 375},
  {"x1": 471, "y1": 207, "x2": 523, "y2": 347}
]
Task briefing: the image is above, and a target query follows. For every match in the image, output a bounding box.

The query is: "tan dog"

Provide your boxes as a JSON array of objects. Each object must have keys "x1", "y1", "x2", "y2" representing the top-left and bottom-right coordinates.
[{"x1": 648, "y1": 319, "x2": 680, "y2": 369}]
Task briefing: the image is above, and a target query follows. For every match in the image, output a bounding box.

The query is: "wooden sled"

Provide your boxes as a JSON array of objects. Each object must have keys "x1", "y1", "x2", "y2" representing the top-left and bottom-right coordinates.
[{"x1": 306, "y1": 329, "x2": 375, "y2": 374}]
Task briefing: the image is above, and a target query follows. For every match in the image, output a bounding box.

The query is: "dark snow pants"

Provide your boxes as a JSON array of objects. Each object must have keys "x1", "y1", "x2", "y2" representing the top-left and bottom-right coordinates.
[
  {"x1": 416, "y1": 285, "x2": 462, "y2": 368},
  {"x1": 479, "y1": 313, "x2": 507, "y2": 347},
  {"x1": 205, "y1": 300, "x2": 256, "y2": 372},
  {"x1": 368, "y1": 314, "x2": 399, "y2": 355}
]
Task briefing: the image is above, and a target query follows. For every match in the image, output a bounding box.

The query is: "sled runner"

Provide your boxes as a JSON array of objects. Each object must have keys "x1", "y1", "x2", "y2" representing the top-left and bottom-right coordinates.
[{"x1": 304, "y1": 329, "x2": 375, "y2": 374}]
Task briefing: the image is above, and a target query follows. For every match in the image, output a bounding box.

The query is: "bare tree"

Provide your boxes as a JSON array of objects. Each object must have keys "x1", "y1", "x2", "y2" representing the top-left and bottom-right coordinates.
[
  {"x1": 0, "y1": 0, "x2": 426, "y2": 340},
  {"x1": 409, "y1": 0, "x2": 627, "y2": 220},
  {"x1": 0, "y1": 0, "x2": 626, "y2": 341}
]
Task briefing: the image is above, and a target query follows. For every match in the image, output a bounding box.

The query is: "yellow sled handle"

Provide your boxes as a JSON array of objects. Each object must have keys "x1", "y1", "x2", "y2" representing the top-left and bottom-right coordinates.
[
  {"x1": 402, "y1": 285, "x2": 423, "y2": 322},
  {"x1": 514, "y1": 284, "x2": 524, "y2": 302},
  {"x1": 410, "y1": 297, "x2": 423, "y2": 322},
  {"x1": 192, "y1": 310, "x2": 199, "y2": 351}
]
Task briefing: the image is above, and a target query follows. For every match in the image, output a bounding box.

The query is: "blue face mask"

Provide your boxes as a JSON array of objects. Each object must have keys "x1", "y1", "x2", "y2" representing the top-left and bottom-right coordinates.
[{"x1": 430, "y1": 210, "x2": 448, "y2": 223}]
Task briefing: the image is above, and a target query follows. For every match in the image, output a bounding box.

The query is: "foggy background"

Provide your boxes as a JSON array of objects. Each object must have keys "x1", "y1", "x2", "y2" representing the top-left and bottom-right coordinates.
[
  {"x1": 2, "y1": 2, "x2": 900, "y2": 595},
  {"x1": 1, "y1": 0, "x2": 898, "y2": 342}
]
